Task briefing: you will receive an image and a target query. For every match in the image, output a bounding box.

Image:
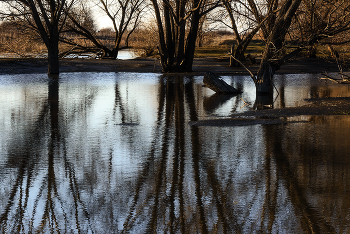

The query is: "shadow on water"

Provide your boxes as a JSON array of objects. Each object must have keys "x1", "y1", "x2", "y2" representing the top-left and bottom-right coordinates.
[
  {"x1": 204, "y1": 93, "x2": 241, "y2": 114},
  {"x1": 1, "y1": 73, "x2": 350, "y2": 233}
]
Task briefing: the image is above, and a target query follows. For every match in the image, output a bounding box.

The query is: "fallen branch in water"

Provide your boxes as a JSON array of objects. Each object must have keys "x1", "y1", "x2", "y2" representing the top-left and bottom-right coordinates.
[
  {"x1": 203, "y1": 72, "x2": 241, "y2": 94},
  {"x1": 240, "y1": 98, "x2": 251, "y2": 108}
]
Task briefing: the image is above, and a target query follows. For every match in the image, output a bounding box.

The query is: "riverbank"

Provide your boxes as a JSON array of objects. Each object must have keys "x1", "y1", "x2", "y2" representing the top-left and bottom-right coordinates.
[
  {"x1": 190, "y1": 97, "x2": 350, "y2": 126},
  {"x1": 0, "y1": 56, "x2": 347, "y2": 75}
]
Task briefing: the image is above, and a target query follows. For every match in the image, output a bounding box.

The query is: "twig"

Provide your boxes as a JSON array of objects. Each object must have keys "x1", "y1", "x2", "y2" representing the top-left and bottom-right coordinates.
[
  {"x1": 240, "y1": 98, "x2": 251, "y2": 108},
  {"x1": 4, "y1": 40, "x2": 28, "y2": 58},
  {"x1": 320, "y1": 72, "x2": 341, "y2": 83},
  {"x1": 320, "y1": 77, "x2": 340, "y2": 83},
  {"x1": 60, "y1": 43, "x2": 80, "y2": 58},
  {"x1": 229, "y1": 54, "x2": 256, "y2": 82}
]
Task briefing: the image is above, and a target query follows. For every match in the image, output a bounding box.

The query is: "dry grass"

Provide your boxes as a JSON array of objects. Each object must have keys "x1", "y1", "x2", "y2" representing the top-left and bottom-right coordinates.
[
  {"x1": 0, "y1": 31, "x2": 46, "y2": 56},
  {"x1": 128, "y1": 29, "x2": 159, "y2": 57},
  {"x1": 1, "y1": 22, "x2": 349, "y2": 62},
  {"x1": 194, "y1": 45, "x2": 231, "y2": 58}
]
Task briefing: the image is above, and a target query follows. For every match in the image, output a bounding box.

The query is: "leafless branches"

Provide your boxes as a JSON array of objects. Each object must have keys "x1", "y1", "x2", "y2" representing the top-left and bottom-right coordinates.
[
  {"x1": 294, "y1": 0, "x2": 350, "y2": 46},
  {"x1": 0, "y1": 0, "x2": 76, "y2": 73},
  {"x1": 63, "y1": 0, "x2": 148, "y2": 58},
  {"x1": 150, "y1": 0, "x2": 222, "y2": 72}
]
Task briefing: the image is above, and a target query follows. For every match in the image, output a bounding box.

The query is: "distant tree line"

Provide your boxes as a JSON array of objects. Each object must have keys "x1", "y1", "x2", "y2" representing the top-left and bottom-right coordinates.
[{"x1": 0, "y1": 0, "x2": 349, "y2": 94}]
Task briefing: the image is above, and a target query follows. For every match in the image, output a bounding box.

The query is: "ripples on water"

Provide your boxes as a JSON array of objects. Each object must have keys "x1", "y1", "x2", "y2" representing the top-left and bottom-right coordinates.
[{"x1": 1, "y1": 72, "x2": 350, "y2": 233}]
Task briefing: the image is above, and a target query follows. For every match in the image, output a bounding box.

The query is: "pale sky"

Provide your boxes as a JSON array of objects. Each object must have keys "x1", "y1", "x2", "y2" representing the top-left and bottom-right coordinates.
[{"x1": 94, "y1": 15, "x2": 114, "y2": 30}]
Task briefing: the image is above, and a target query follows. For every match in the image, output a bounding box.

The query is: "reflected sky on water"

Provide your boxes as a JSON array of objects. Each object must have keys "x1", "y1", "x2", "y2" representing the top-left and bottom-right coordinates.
[{"x1": 0, "y1": 72, "x2": 350, "y2": 233}]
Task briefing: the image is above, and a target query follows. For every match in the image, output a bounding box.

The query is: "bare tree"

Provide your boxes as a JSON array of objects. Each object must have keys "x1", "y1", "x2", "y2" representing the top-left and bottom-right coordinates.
[
  {"x1": 294, "y1": 0, "x2": 350, "y2": 57},
  {"x1": 254, "y1": 0, "x2": 302, "y2": 93},
  {"x1": 217, "y1": 0, "x2": 282, "y2": 67},
  {"x1": 0, "y1": 0, "x2": 76, "y2": 74},
  {"x1": 220, "y1": 0, "x2": 259, "y2": 66},
  {"x1": 254, "y1": 0, "x2": 350, "y2": 93},
  {"x1": 219, "y1": 0, "x2": 301, "y2": 93},
  {"x1": 224, "y1": 0, "x2": 350, "y2": 94},
  {"x1": 150, "y1": 0, "x2": 221, "y2": 72},
  {"x1": 64, "y1": 0, "x2": 147, "y2": 59}
]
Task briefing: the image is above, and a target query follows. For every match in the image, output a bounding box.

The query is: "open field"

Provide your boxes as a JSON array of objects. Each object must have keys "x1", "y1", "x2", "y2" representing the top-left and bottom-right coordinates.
[{"x1": 2, "y1": 20, "x2": 348, "y2": 61}]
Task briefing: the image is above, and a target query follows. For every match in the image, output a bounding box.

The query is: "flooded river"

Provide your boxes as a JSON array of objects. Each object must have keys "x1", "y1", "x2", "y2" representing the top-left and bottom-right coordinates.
[{"x1": 0, "y1": 72, "x2": 350, "y2": 233}]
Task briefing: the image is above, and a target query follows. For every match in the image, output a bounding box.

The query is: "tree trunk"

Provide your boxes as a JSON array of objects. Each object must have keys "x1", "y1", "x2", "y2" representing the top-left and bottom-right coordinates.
[
  {"x1": 255, "y1": 62, "x2": 275, "y2": 93},
  {"x1": 176, "y1": 23, "x2": 186, "y2": 66},
  {"x1": 164, "y1": 3, "x2": 175, "y2": 67},
  {"x1": 229, "y1": 45, "x2": 234, "y2": 67},
  {"x1": 255, "y1": 92, "x2": 273, "y2": 110},
  {"x1": 112, "y1": 48, "x2": 119, "y2": 59},
  {"x1": 47, "y1": 36, "x2": 60, "y2": 75},
  {"x1": 232, "y1": 44, "x2": 246, "y2": 67},
  {"x1": 254, "y1": 0, "x2": 302, "y2": 94},
  {"x1": 103, "y1": 48, "x2": 119, "y2": 59},
  {"x1": 151, "y1": 0, "x2": 212, "y2": 73},
  {"x1": 229, "y1": 21, "x2": 261, "y2": 67},
  {"x1": 151, "y1": 0, "x2": 170, "y2": 72},
  {"x1": 308, "y1": 44, "x2": 317, "y2": 58},
  {"x1": 182, "y1": 0, "x2": 201, "y2": 72}
]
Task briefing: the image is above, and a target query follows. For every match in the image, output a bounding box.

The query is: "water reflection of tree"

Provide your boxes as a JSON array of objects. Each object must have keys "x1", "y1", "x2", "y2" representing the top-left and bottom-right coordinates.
[
  {"x1": 2, "y1": 74, "x2": 350, "y2": 233},
  {"x1": 0, "y1": 76, "x2": 92, "y2": 233},
  {"x1": 119, "y1": 75, "x2": 350, "y2": 233},
  {"x1": 264, "y1": 124, "x2": 339, "y2": 233},
  {"x1": 0, "y1": 86, "x2": 51, "y2": 232},
  {"x1": 119, "y1": 76, "x2": 241, "y2": 233}
]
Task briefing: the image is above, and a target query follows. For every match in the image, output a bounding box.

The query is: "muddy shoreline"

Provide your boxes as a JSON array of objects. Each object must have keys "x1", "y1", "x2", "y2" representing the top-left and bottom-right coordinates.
[
  {"x1": 191, "y1": 97, "x2": 350, "y2": 126},
  {"x1": 0, "y1": 56, "x2": 347, "y2": 75}
]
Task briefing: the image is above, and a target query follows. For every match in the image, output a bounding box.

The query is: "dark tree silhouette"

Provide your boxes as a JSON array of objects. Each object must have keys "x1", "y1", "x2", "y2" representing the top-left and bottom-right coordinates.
[
  {"x1": 150, "y1": 0, "x2": 221, "y2": 72},
  {"x1": 64, "y1": 0, "x2": 147, "y2": 59},
  {"x1": 0, "y1": 0, "x2": 75, "y2": 74}
]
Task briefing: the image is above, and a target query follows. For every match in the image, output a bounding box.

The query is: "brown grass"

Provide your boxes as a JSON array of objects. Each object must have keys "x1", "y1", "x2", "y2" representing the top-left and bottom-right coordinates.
[{"x1": 1, "y1": 21, "x2": 349, "y2": 61}]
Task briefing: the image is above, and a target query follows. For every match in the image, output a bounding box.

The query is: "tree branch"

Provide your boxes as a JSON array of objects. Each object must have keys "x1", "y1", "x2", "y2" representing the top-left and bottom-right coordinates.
[{"x1": 229, "y1": 55, "x2": 256, "y2": 82}]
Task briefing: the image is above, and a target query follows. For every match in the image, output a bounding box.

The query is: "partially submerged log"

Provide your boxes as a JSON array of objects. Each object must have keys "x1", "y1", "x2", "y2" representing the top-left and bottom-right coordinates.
[{"x1": 203, "y1": 72, "x2": 240, "y2": 94}]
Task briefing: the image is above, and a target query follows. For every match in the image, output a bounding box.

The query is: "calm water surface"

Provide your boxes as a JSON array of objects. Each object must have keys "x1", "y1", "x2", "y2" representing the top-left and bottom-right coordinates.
[{"x1": 1, "y1": 72, "x2": 350, "y2": 233}]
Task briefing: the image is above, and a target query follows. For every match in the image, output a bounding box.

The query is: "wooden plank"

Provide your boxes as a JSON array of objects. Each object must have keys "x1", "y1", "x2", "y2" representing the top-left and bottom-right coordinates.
[{"x1": 203, "y1": 72, "x2": 240, "y2": 94}]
